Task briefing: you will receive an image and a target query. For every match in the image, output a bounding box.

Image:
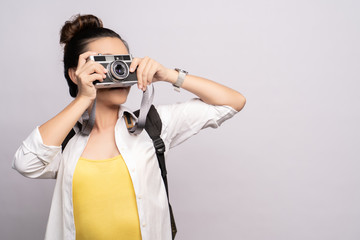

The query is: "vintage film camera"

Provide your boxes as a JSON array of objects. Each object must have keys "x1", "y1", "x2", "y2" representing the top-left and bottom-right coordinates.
[{"x1": 88, "y1": 54, "x2": 138, "y2": 88}]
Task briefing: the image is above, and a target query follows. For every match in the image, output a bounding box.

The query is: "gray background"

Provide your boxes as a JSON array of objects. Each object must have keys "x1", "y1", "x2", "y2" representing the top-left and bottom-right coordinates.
[{"x1": 1, "y1": 0, "x2": 359, "y2": 239}]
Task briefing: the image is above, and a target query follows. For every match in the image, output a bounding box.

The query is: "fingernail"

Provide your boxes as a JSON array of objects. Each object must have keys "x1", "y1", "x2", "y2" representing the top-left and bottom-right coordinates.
[{"x1": 130, "y1": 67, "x2": 134, "y2": 72}]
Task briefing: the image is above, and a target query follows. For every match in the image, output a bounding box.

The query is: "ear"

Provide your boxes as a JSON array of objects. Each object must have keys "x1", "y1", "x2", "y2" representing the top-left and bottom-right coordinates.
[{"x1": 68, "y1": 68, "x2": 78, "y2": 85}]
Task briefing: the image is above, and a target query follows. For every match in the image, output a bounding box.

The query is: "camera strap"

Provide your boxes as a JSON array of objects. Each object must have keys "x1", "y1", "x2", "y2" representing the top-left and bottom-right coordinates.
[{"x1": 126, "y1": 85, "x2": 155, "y2": 135}]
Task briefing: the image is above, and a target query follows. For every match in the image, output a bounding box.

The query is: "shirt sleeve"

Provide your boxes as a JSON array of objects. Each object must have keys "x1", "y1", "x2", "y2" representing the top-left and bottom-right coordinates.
[
  {"x1": 12, "y1": 126, "x2": 62, "y2": 179},
  {"x1": 157, "y1": 98, "x2": 238, "y2": 149}
]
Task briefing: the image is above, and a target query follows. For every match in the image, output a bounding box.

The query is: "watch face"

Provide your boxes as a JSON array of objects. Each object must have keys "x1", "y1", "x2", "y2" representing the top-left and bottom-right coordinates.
[{"x1": 175, "y1": 68, "x2": 188, "y2": 74}]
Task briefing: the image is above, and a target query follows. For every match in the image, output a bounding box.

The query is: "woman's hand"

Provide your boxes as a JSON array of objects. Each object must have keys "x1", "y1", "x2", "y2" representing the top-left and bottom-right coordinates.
[
  {"x1": 70, "y1": 51, "x2": 107, "y2": 101},
  {"x1": 129, "y1": 56, "x2": 170, "y2": 91}
]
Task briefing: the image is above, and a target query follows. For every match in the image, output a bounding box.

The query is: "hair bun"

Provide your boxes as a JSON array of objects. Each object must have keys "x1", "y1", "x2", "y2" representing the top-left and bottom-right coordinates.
[{"x1": 60, "y1": 14, "x2": 103, "y2": 45}]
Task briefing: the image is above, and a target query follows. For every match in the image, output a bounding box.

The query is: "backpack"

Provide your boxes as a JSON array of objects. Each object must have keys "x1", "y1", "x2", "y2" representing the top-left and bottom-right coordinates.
[{"x1": 62, "y1": 105, "x2": 177, "y2": 239}]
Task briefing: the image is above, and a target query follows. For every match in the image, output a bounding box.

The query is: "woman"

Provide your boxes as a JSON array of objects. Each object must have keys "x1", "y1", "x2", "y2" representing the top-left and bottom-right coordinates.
[{"x1": 13, "y1": 14, "x2": 246, "y2": 240}]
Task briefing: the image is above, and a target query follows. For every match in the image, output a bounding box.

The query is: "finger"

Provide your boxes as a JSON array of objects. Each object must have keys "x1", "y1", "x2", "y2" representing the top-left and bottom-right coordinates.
[
  {"x1": 78, "y1": 61, "x2": 107, "y2": 78},
  {"x1": 77, "y1": 73, "x2": 105, "y2": 87},
  {"x1": 147, "y1": 63, "x2": 158, "y2": 84},
  {"x1": 85, "y1": 61, "x2": 107, "y2": 75},
  {"x1": 76, "y1": 67, "x2": 106, "y2": 87},
  {"x1": 88, "y1": 73, "x2": 105, "y2": 83},
  {"x1": 129, "y1": 57, "x2": 141, "y2": 73},
  {"x1": 77, "y1": 51, "x2": 98, "y2": 69},
  {"x1": 129, "y1": 57, "x2": 142, "y2": 89},
  {"x1": 142, "y1": 59, "x2": 154, "y2": 89},
  {"x1": 142, "y1": 59, "x2": 157, "y2": 88},
  {"x1": 137, "y1": 56, "x2": 150, "y2": 90}
]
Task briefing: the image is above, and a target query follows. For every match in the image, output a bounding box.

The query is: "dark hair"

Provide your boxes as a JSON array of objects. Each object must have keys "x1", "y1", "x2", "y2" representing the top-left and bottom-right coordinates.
[{"x1": 60, "y1": 14, "x2": 130, "y2": 97}]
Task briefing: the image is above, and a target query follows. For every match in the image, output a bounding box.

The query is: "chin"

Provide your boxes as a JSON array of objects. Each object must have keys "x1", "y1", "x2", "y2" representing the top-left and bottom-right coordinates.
[{"x1": 97, "y1": 87, "x2": 131, "y2": 106}]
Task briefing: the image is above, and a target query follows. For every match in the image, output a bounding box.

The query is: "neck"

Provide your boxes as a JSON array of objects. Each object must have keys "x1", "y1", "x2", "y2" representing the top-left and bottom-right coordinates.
[{"x1": 89, "y1": 101, "x2": 120, "y2": 132}]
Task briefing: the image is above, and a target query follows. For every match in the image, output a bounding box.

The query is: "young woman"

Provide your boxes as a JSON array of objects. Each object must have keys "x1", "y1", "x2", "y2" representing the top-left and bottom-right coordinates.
[{"x1": 13, "y1": 14, "x2": 246, "y2": 240}]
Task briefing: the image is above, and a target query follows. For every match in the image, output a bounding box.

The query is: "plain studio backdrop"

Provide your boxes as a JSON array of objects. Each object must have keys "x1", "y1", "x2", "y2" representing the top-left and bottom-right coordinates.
[{"x1": 1, "y1": 0, "x2": 359, "y2": 239}]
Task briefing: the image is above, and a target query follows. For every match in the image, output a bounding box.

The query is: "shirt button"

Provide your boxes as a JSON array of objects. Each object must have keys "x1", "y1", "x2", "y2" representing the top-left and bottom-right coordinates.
[
  {"x1": 142, "y1": 222, "x2": 146, "y2": 228},
  {"x1": 120, "y1": 147, "x2": 125, "y2": 152},
  {"x1": 137, "y1": 194, "x2": 142, "y2": 200},
  {"x1": 130, "y1": 168, "x2": 135, "y2": 173}
]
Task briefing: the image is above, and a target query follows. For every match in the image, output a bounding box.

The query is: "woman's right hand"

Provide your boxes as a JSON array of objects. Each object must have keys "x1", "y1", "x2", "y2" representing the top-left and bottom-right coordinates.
[
  {"x1": 39, "y1": 51, "x2": 107, "y2": 146},
  {"x1": 73, "y1": 51, "x2": 107, "y2": 101}
]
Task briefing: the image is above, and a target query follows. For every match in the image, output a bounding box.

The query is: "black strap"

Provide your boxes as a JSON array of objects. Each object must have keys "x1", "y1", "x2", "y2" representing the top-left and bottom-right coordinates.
[
  {"x1": 62, "y1": 122, "x2": 82, "y2": 151},
  {"x1": 134, "y1": 105, "x2": 177, "y2": 239}
]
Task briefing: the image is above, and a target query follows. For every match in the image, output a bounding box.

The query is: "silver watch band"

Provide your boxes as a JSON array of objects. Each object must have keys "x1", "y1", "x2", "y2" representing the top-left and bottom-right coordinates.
[{"x1": 173, "y1": 68, "x2": 188, "y2": 92}]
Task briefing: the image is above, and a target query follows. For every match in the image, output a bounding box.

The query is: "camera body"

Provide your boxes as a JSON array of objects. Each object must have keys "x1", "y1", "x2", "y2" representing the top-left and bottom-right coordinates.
[{"x1": 88, "y1": 54, "x2": 138, "y2": 88}]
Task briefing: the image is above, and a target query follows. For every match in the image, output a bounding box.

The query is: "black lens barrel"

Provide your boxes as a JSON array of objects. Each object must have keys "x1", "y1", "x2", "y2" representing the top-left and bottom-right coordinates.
[{"x1": 110, "y1": 60, "x2": 129, "y2": 80}]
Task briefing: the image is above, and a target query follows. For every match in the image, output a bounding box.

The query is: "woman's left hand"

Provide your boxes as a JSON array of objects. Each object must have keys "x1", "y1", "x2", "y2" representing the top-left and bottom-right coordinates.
[{"x1": 129, "y1": 56, "x2": 170, "y2": 91}]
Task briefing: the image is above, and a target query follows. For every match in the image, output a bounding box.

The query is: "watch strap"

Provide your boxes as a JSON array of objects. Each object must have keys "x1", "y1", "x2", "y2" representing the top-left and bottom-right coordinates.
[{"x1": 173, "y1": 68, "x2": 188, "y2": 92}]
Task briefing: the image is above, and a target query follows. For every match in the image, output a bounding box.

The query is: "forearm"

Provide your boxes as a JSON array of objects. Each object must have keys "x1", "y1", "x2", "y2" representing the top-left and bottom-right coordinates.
[
  {"x1": 165, "y1": 69, "x2": 246, "y2": 111},
  {"x1": 39, "y1": 96, "x2": 92, "y2": 146}
]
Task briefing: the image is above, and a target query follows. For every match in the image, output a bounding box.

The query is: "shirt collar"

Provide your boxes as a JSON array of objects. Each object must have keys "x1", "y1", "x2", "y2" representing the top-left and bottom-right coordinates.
[
  {"x1": 118, "y1": 105, "x2": 138, "y2": 122},
  {"x1": 75, "y1": 104, "x2": 138, "y2": 134}
]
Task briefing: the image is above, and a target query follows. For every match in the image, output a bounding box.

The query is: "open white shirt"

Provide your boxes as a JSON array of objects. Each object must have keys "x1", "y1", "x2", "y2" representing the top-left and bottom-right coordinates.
[{"x1": 13, "y1": 98, "x2": 238, "y2": 240}]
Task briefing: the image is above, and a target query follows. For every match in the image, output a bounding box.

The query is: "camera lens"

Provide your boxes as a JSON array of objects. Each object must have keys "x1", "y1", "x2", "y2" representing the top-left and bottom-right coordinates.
[
  {"x1": 110, "y1": 60, "x2": 129, "y2": 80},
  {"x1": 115, "y1": 64, "x2": 125, "y2": 76}
]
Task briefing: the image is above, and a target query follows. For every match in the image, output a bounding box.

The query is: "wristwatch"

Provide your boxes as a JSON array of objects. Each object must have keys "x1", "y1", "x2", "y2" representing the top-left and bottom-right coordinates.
[{"x1": 173, "y1": 68, "x2": 188, "y2": 92}]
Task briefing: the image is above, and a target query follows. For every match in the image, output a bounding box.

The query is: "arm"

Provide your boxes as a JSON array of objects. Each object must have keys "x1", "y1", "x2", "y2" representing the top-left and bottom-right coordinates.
[
  {"x1": 13, "y1": 52, "x2": 106, "y2": 178},
  {"x1": 164, "y1": 69, "x2": 246, "y2": 111},
  {"x1": 130, "y1": 56, "x2": 246, "y2": 112},
  {"x1": 39, "y1": 96, "x2": 92, "y2": 146},
  {"x1": 13, "y1": 96, "x2": 90, "y2": 178}
]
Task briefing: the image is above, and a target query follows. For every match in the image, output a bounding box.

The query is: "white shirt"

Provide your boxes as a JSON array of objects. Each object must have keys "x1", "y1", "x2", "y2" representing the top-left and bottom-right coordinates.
[{"x1": 12, "y1": 98, "x2": 238, "y2": 240}]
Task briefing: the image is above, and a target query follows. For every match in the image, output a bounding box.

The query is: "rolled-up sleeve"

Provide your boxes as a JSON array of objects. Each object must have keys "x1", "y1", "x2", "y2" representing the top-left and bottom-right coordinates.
[
  {"x1": 12, "y1": 126, "x2": 62, "y2": 179},
  {"x1": 157, "y1": 98, "x2": 238, "y2": 149}
]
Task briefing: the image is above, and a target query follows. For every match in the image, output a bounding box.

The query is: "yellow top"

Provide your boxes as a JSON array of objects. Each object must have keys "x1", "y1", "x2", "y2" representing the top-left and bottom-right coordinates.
[{"x1": 72, "y1": 154, "x2": 141, "y2": 240}]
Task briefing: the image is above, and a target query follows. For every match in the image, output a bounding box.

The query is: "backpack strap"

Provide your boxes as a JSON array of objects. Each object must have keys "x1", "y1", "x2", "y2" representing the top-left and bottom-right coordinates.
[
  {"x1": 61, "y1": 122, "x2": 82, "y2": 151},
  {"x1": 128, "y1": 105, "x2": 177, "y2": 239}
]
